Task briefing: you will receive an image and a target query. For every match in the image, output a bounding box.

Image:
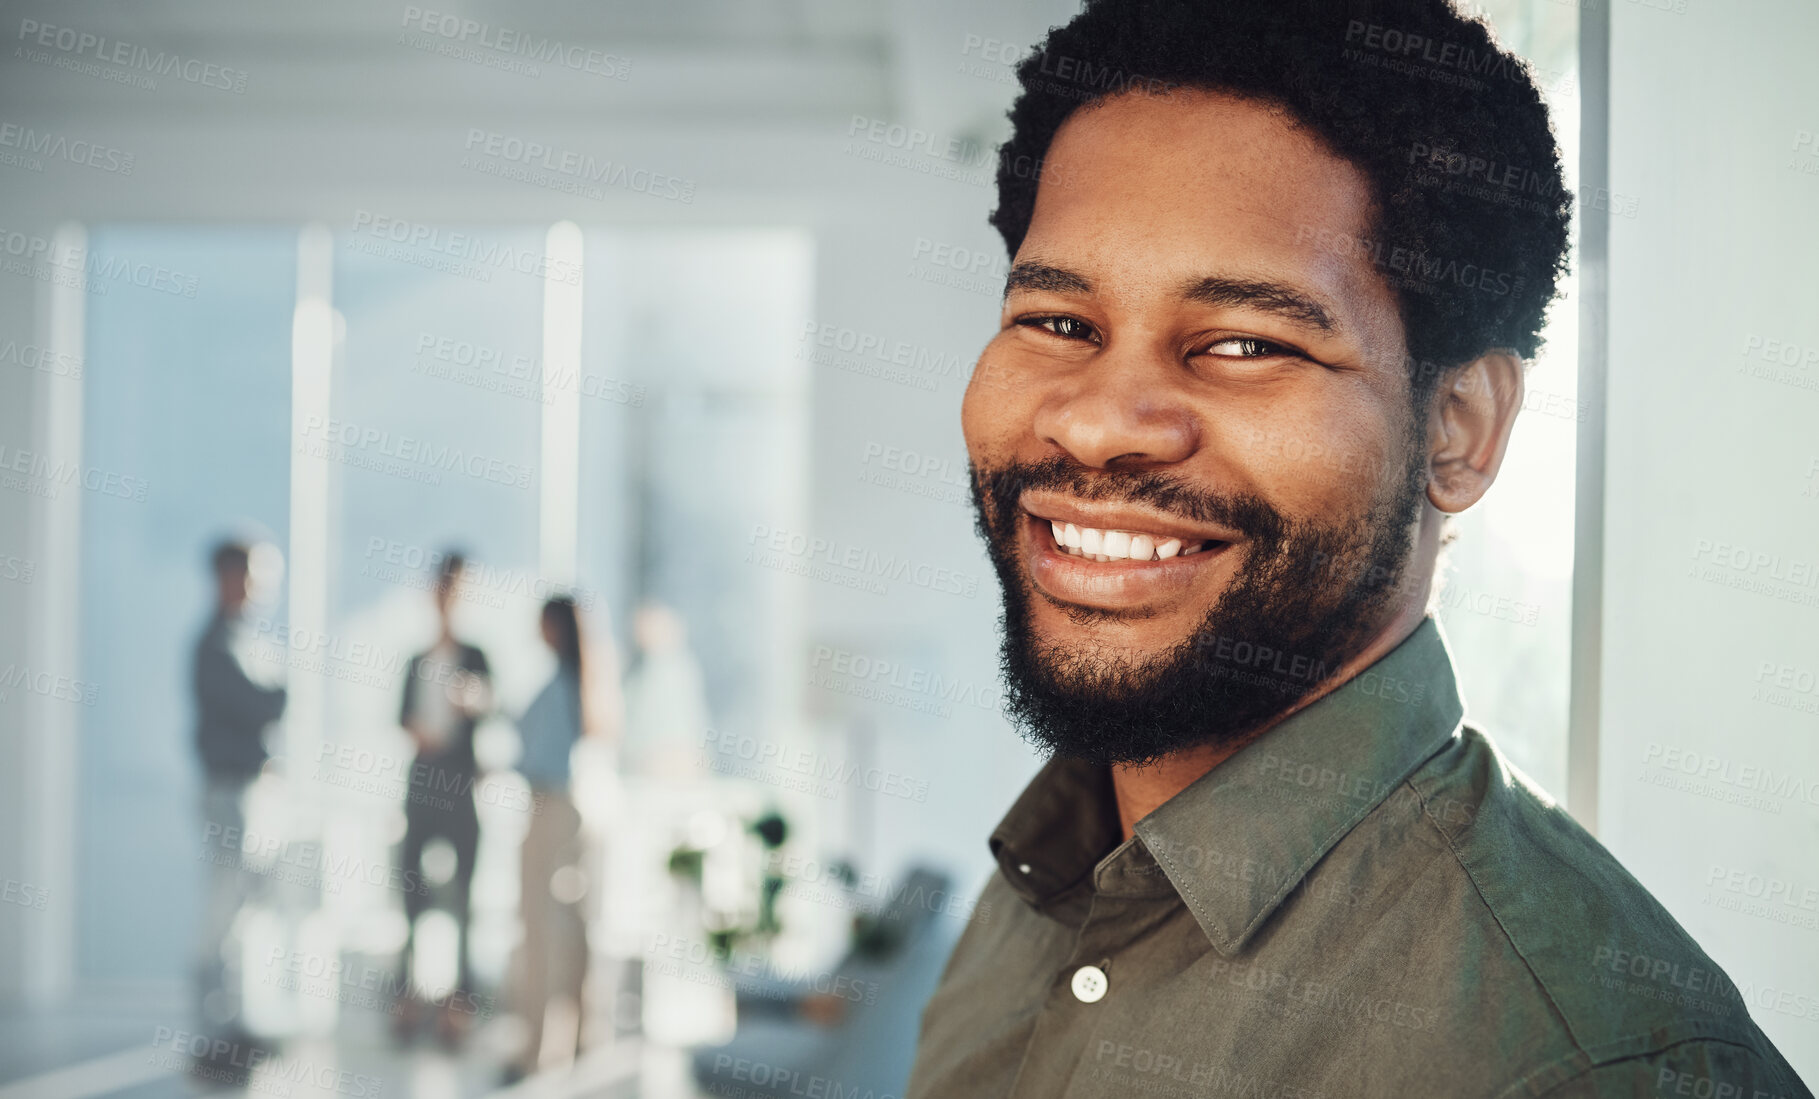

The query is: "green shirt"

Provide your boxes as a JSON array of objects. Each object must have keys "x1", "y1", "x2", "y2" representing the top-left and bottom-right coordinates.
[{"x1": 907, "y1": 619, "x2": 1811, "y2": 1098}]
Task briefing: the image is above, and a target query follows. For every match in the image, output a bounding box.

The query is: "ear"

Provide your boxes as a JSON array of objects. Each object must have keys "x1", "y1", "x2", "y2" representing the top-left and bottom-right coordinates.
[{"x1": 1426, "y1": 351, "x2": 1523, "y2": 514}]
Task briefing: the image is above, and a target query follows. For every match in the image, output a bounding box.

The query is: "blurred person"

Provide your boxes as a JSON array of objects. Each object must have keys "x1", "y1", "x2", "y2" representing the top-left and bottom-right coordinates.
[
  {"x1": 619, "y1": 601, "x2": 710, "y2": 780},
  {"x1": 394, "y1": 551, "x2": 492, "y2": 1047},
  {"x1": 906, "y1": 1, "x2": 1808, "y2": 1096},
  {"x1": 504, "y1": 594, "x2": 596, "y2": 1083},
  {"x1": 191, "y1": 539, "x2": 286, "y2": 1053}
]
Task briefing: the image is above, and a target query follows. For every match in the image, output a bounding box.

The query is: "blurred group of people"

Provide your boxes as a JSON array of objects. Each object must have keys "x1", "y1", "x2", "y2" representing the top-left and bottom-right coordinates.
[{"x1": 190, "y1": 540, "x2": 603, "y2": 1082}]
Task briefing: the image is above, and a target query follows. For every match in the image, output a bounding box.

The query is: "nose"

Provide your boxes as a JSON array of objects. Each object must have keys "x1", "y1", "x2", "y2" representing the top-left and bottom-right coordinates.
[{"x1": 1031, "y1": 350, "x2": 1198, "y2": 469}]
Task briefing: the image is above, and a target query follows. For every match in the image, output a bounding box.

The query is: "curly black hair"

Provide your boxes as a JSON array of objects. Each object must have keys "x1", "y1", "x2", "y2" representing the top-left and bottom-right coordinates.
[{"x1": 991, "y1": 0, "x2": 1572, "y2": 399}]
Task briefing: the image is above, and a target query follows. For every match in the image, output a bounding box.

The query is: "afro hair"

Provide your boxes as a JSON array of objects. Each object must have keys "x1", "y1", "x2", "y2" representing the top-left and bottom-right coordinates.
[{"x1": 990, "y1": 0, "x2": 1573, "y2": 397}]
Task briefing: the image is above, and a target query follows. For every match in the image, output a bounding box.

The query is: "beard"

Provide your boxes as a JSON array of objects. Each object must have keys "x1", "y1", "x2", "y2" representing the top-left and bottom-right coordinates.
[{"x1": 970, "y1": 442, "x2": 1428, "y2": 767}]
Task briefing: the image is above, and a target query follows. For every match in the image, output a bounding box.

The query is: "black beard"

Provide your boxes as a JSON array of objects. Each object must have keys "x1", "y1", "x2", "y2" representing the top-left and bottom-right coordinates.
[{"x1": 970, "y1": 448, "x2": 1428, "y2": 767}]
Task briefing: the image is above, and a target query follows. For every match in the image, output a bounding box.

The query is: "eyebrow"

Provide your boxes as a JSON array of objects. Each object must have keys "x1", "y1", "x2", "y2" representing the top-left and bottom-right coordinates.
[
  {"x1": 1004, "y1": 262, "x2": 1092, "y2": 297},
  {"x1": 1180, "y1": 276, "x2": 1337, "y2": 335},
  {"x1": 1004, "y1": 261, "x2": 1340, "y2": 336}
]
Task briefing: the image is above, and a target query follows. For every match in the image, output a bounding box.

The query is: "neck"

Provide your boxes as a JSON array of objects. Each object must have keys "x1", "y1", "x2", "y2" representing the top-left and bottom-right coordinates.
[{"x1": 1109, "y1": 528, "x2": 1441, "y2": 841}]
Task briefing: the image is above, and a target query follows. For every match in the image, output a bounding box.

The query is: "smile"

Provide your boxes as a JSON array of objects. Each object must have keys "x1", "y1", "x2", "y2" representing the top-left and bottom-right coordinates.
[
  {"x1": 1044, "y1": 520, "x2": 1214, "y2": 563},
  {"x1": 1017, "y1": 494, "x2": 1240, "y2": 610}
]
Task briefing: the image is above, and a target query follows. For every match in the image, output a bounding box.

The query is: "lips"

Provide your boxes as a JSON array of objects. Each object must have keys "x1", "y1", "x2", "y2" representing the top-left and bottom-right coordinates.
[{"x1": 1018, "y1": 499, "x2": 1238, "y2": 611}]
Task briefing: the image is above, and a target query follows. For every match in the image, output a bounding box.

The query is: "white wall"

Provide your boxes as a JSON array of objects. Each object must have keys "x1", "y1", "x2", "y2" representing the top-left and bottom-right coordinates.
[{"x1": 1597, "y1": 0, "x2": 1819, "y2": 1078}]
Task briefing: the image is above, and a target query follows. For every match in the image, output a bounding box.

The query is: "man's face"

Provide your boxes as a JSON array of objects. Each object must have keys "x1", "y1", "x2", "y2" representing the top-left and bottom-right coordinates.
[
  {"x1": 217, "y1": 564, "x2": 249, "y2": 610},
  {"x1": 966, "y1": 89, "x2": 1433, "y2": 765}
]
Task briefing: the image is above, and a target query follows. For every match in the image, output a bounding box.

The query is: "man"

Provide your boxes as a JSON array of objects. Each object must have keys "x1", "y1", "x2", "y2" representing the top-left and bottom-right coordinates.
[
  {"x1": 192, "y1": 539, "x2": 286, "y2": 1050},
  {"x1": 394, "y1": 551, "x2": 492, "y2": 1047},
  {"x1": 906, "y1": 1, "x2": 1811, "y2": 1096}
]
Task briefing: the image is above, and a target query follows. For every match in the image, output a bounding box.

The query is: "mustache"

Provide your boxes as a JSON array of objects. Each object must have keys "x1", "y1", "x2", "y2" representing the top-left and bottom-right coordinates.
[{"x1": 970, "y1": 455, "x2": 1288, "y2": 542}]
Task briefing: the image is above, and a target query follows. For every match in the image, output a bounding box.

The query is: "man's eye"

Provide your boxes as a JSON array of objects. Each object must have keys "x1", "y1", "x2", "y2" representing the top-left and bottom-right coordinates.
[
  {"x1": 1205, "y1": 336, "x2": 1297, "y2": 359},
  {"x1": 1020, "y1": 316, "x2": 1098, "y2": 342}
]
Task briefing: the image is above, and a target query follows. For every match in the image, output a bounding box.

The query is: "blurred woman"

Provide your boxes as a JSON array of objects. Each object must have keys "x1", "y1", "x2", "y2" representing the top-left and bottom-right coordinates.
[{"x1": 507, "y1": 595, "x2": 593, "y2": 1081}]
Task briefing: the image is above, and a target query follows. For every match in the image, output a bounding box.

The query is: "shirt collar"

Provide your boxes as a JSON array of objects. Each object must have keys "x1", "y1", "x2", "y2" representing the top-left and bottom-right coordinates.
[{"x1": 990, "y1": 617, "x2": 1465, "y2": 951}]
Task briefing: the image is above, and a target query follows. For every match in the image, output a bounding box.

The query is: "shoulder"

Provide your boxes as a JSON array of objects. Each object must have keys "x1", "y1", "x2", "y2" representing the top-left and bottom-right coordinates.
[
  {"x1": 1525, "y1": 1036, "x2": 1812, "y2": 1098},
  {"x1": 1403, "y1": 725, "x2": 1796, "y2": 1089}
]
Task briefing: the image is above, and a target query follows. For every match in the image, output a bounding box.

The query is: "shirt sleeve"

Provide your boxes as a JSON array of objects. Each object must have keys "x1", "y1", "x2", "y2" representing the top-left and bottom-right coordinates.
[
  {"x1": 195, "y1": 631, "x2": 287, "y2": 730},
  {"x1": 1538, "y1": 1038, "x2": 1814, "y2": 1099}
]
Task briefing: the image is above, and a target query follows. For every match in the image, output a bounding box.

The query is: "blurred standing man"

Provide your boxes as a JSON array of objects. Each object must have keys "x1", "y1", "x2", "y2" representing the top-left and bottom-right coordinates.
[
  {"x1": 192, "y1": 539, "x2": 286, "y2": 1047},
  {"x1": 394, "y1": 551, "x2": 492, "y2": 1047}
]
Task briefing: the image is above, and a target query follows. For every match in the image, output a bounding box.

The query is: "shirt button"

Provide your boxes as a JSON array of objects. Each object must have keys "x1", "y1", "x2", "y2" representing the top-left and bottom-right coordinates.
[{"x1": 1071, "y1": 965, "x2": 1107, "y2": 1004}]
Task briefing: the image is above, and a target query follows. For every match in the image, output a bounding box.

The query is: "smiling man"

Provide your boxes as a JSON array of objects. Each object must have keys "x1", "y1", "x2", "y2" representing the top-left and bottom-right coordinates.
[{"x1": 905, "y1": 2, "x2": 1810, "y2": 1097}]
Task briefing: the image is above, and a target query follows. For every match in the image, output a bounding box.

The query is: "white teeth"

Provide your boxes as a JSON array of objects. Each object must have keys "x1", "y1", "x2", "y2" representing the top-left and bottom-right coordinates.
[{"x1": 1044, "y1": 518, "x2": 1220, "y2": 562}]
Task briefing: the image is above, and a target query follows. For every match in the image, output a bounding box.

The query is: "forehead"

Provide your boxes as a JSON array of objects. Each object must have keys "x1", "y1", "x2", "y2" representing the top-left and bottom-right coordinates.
[{"x1": 1025, "y1": 89, "x2": 1394, "y2": 324}]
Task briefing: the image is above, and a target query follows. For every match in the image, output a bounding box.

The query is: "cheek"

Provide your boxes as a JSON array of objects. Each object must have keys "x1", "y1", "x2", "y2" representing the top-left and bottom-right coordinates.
[
  {"x1": 961, "y1": 344, "x2": 1031, "y2": 455},
  {"x1": 1218, "y1": 401, "x2": 1405, "y2": 517}
]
